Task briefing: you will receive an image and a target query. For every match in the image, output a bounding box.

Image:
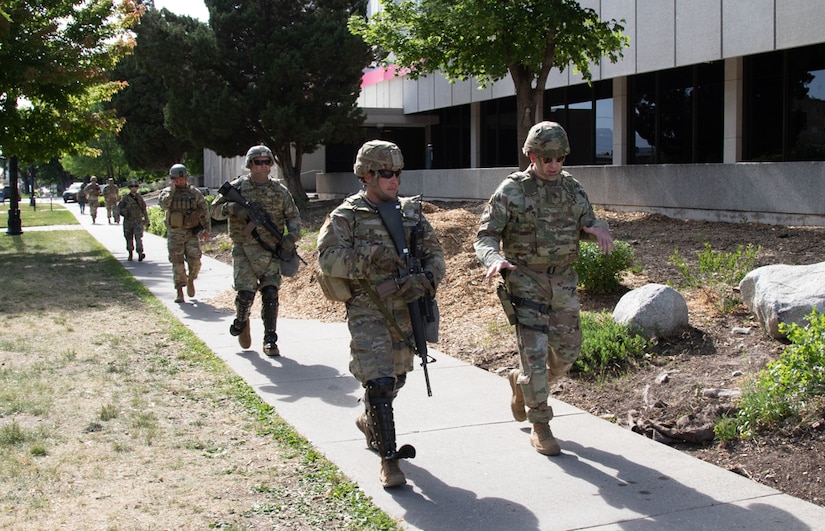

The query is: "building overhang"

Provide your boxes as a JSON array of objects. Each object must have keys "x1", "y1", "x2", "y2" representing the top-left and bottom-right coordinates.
[{"x1": 362, "y1": 108, "x2": 439, "y2": 128}]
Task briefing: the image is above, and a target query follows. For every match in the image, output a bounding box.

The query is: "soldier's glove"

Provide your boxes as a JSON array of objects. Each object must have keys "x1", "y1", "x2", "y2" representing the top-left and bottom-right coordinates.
[
  {"x1": 370, "y1": 245, "x2": 402, "y2": 273},
  {"x1": 397, "y1": 272, "x2": 436, "y2": 303},
  {"x1": 223, "y1": 202, "x2": 247, "y2": 218},
  {"x1": 279, "y1": 233, "x2": 296, "y2": 253}
]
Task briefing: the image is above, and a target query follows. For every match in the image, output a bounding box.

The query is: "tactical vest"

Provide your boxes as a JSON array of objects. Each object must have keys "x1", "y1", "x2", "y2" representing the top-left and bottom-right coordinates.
[
  {"x1": 316, "y1": 194, "x2": 421, "y2": 303},
  {"x1": 165, "y1": 187, "x2": 201, "y2": 230},
  {"x1": 501, "y1": 171, "x2": 580, "y2": 268}
]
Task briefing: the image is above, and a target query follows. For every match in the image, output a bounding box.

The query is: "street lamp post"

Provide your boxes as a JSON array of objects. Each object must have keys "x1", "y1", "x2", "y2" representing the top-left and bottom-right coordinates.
[{"x1": 6, "y1": 156, "x2": 23, "y2": 236}]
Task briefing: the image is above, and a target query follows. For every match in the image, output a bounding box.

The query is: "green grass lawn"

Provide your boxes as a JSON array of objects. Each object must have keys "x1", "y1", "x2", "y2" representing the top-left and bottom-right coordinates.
[{"x1": 0, "y1": 200, "x2": 77, "y2": 228}]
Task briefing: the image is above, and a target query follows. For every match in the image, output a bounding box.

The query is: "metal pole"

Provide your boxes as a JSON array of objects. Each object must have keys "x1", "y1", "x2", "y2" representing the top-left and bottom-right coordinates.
[{"x1": 6, "y1": 156, "x2": 22, "y2": 235}]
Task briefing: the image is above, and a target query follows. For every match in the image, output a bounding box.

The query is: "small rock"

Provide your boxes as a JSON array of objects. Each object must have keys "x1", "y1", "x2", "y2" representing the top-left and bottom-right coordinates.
[
  {"x1": 731, "y1": 326, "x2": 752, "y2": 335},
  {"x1": 702, "y1": 388, "x2": 741, "y2": 399}
]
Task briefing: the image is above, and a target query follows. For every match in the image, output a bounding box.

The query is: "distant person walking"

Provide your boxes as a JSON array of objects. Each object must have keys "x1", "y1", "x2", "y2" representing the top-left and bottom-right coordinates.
[
  {"x1": 474, "y1": 121, "x2": 613, "y2": 456},
  {"x1": 103, "y1": 178, "x2": 120, "y2": 224},
  {"x1": 84, "y1": 176, "x2": 102, "y2": 224},
  {"x1": 159, "y1": 164, "x2": 211, "y2": 303},
  {"x1": 211, "y1": 145, "x2": 302, "y2": 357},
  {"x1": 78, "y1": 183, "x2": 87, "y2": 214},
  {"x1": 117, "y1": 181, "x2": 149, "y2": 261}
]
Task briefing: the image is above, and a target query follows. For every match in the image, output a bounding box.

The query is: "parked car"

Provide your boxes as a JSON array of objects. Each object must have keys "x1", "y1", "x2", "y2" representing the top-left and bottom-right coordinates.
[{"x1": 63, "y1": 182, "x2": 83, "y2": 203}]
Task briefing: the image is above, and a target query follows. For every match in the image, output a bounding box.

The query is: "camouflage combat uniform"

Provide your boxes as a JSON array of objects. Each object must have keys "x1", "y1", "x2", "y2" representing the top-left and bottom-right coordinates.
[
  {"x1": 317, "y1": 191, "x2": 446, "y2": 384},
  {"x1": 84, "y1": 179, "x2": 101, "y2": 223},
  {"x1": 474, "y1": 168, "x2": 609, "y2": 424},
  {"x1": 212, "y1": 175, "x2": 301, "y2": 291},
  {"x1": 103, "y1": 180, "x2": 120, "y2": 223},
  {"x1": 117, "y1": 187, "x2": 149, "y2": 258},
  {"x1": 211, "y1": 171, "x2": 301, "y2": 355},
  {"x1": 159, "y1": 184, "x2": 211, "y2": 290}
]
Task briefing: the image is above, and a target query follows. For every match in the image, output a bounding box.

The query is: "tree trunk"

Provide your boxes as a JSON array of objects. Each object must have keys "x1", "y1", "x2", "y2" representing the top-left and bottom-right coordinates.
[{"x1": 512, "y1": 74, "x2": 544, "y2": 171}]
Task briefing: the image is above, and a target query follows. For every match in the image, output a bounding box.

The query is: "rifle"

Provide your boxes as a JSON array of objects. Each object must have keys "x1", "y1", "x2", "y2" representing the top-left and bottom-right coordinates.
[
  {"x1": 217, "y1": 181, "x2": 305, "y2": 269},
  {"x1": 375, "y1": 200, "x2": 436, "y2": 396}
]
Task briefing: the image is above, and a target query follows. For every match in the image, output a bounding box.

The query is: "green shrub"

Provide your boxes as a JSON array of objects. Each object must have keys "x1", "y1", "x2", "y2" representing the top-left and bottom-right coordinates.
[
  {"x1": 717, "y1": 308, "x2": 825, "y2": 440},
  {"x1": 147, "y1": 206, "x2": 166, "y2": 237},
  {"x1": 574, "y1": 310, "x2": 650, "y2": 379},
  {"x1": 573, "y1": 240, "x2": 634, "y2": 292},
  {"x1": 670, "y1": 242, "x2": 760, "y2": 288}
]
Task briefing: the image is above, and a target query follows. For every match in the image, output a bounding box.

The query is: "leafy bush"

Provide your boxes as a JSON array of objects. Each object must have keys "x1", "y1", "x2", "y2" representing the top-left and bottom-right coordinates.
[
  {"x1": 670, "y1": 243, "x2": 760, "y2": 288},
  {"x1": 715, "y1": 308, "x2": 825, "y2": 441},
  {"x1": 574, "y1": 310, "x2": 650, "y2": 379},
  {"x1": 147, "y1": 206, "x2": 166, "y2": 237},
  {"x1": 573, "y1": 240, "x2": 634, "y2": 292}
]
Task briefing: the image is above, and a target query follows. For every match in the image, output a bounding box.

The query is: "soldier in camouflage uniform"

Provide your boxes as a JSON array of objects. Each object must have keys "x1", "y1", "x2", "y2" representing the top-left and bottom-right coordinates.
[
  {"x1": 84, "y1": 176, "x2": 102, "y2": 224},
  {"x1": 159, "y1": 164, "x2": 211, "y2": 303},
  {"x1": 103, "y1": 178, "x2": 120, "y2": 224},
  {"x1": 117, "y1": 180, "x2": 150, "y2": 261},
  {"x1": 474, "y1": 121, "x2": 614, "y2": 456},
  {"x1": 211, "y1": 145, "x2": 302, "y2": 357},
  {"x1": 317, "y1": 140, "x2": 445, "y2": 488}
]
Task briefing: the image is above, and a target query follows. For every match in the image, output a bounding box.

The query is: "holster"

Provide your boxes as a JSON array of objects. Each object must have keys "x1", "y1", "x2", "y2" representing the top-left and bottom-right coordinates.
[{"x1": 496, "y1": 282, "x2": 518, "y2": 326}]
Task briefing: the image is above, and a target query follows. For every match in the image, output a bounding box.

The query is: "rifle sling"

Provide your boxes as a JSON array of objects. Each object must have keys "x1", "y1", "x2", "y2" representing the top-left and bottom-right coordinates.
[{"x1": 357, "y1": 279, "x2": 418, "y2": 354}]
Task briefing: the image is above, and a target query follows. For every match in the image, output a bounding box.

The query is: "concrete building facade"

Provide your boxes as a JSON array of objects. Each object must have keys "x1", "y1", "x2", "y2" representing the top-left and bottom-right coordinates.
[{"x1": 208, "y1": 1, "x2": 825, "y2": 225}]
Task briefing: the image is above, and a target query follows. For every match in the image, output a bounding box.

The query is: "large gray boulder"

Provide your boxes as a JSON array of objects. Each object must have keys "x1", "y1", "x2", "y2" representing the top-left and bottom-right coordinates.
[
  {"x1": 739, "y1": 262, "x2": 825, "y2": 339},
  {"x1": 612, "y1": 283, "x2": 689, "y2": 339}
]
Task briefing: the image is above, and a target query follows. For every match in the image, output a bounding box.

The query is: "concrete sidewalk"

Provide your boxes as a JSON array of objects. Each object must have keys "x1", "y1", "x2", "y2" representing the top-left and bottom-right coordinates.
[{"x1": 58, "y1": 203, "x2": 825, "y2": 530}]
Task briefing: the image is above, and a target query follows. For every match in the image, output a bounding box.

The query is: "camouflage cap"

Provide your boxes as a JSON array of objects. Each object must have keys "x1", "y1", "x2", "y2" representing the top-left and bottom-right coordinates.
[
  {"x1": 169, "y1": 164, "x2": 188, "y2": 178},
  {"x1": 522, "y1": 121, "x2": 571, "y2": 159},
  {"x1": 244, "y1": 145, "x2": 275, "y2": 168},
  {"x1": 353, "y1": 140, "x2": 404, "y2": 179},
  {"x1": 128, "y1": 180, "x2": 139, "y2": 187},
  {"x1": 90, "y1": 176, "x2": 97, "y2": 182}
]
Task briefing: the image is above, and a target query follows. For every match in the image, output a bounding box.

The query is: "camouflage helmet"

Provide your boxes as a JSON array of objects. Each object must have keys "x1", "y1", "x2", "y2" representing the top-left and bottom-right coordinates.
[
  {"x1": 169, "y1": 164, "x2": 188, "y2": 178},
  {"x1": 353, "y1": 140, "x2": 404, "y2": 180},
  {"x1": 244, "y1": 145, "x2": 275, "y2": 168},
  {"x1": 522, "y1": 121, "x2": 571, "y2": 159},
  {"x1": 127, "y1": 180, "x2": 139, "y2": 188}
]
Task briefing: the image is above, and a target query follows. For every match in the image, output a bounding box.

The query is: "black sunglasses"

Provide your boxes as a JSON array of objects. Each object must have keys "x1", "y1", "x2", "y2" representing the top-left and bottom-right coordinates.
[
  {"x1": 536, "y1": 155, "x2": 565, "y2": 164},
  {"x1": 252, "y1": 159, "x2": 273, "y2": 166},
  {"x1": 376, "y1": 169, "x2": 401, "y2": 179}
]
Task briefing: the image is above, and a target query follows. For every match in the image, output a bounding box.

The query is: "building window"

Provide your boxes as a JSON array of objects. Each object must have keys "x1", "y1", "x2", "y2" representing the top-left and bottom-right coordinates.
[
  {"x1": 430, "y1": 105, "x2": 471, "y2": 169},
  {"x1": 744, "y1": 44, "x2": 825, "y2": 162},
  {"x1": 544, "y1": 80, "x2": 613, "y2": 165},
  {"x1": 628, "y1": 62, "x2": 724, "y2": 164},
  {"x1": 480, "y1": 98, "x2": 518, "y2": 167}
]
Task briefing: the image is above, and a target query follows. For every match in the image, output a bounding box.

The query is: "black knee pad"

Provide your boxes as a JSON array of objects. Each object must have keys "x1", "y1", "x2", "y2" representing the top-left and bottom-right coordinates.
[
  {"x1": 237, "y1": 290, "x2": 255, "y2": 304},
  {"x1": 367, "y1": 377, "x2": 396, "y2": 402},
  {"x1": 395, "y1": 374, "x2": 407, "y2": 391},
  {"x1": 260, "y1": 285, "x2": 278, "y2": 303}
]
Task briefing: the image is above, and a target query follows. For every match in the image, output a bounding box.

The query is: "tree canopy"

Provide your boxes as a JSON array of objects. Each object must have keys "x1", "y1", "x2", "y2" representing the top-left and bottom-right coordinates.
[
  {"x1": 133, "y1": 0, "x2": 371, "y2": 201},
  {"x1": 109, "y1": 47, "x2": 196, "y2": 173},
  {"x1": 349, "y1": 0, "x2": 628, "y2": 169},
  {"x1": 0, "y1": 0, "x2": 138, "y2": 162}
]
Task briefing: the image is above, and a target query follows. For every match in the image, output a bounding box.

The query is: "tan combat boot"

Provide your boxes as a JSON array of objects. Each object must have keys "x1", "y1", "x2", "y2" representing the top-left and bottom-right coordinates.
[
  {"x1": 175, "y1": 286, "x2": 184, "y2": 303},
  {"x1": 380, "y1": 458, "x2": 406, "y2": 488},
  {"x1": 508, "y1": 369, "x2": 527, "y2": 422},
  {"x1": 187, "y1": 277, "x2": 196, "y2": 297},
  {"x1": 355, "y1": 413, "x2": 378, "y2": 450},
  {"x1": 238, "y1": 321, "x2": 251, "y2": 349},
  {"x1": 530, "y1": 422, "x2": 561, "y2": 456}
]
